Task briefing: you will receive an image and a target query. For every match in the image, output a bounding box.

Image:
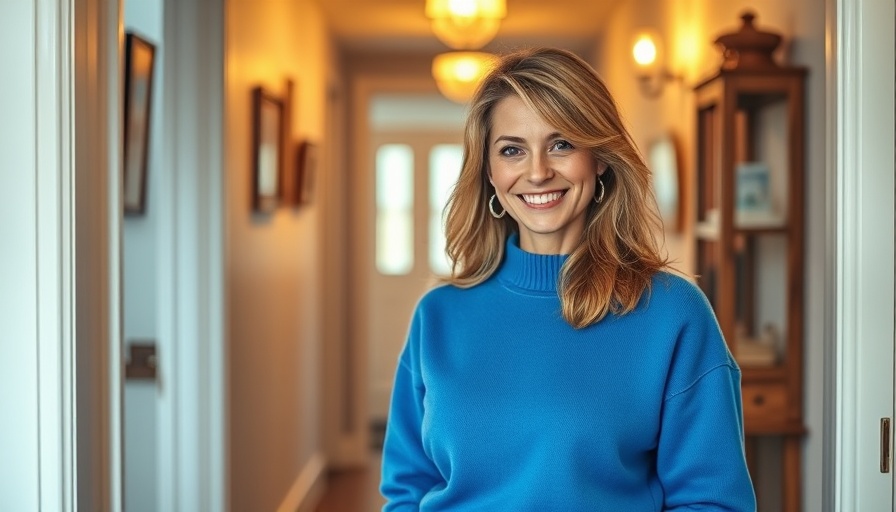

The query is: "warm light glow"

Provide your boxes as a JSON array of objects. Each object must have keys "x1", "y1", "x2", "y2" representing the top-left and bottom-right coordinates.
[
  {"x1": 425, "y1": 0, "x2": 506, "y2": 20},
  {"x1": 632, "y1": 33, "x2": 658, "y2": 68},
  {"x1": 426, "y1": 0, "x2": 506, "y2": 49},
  {"x1": 630, "y1": 29, "x2": 681, "y2": 98},
  {"x1": 432, "y1": 52, "x2": 496, "y2": 103}
]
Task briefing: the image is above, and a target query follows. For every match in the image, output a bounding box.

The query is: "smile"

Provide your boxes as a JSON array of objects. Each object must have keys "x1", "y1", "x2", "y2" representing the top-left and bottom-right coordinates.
[{"x1": 520, "y1": 191, "x2": 565, "y2": 206}]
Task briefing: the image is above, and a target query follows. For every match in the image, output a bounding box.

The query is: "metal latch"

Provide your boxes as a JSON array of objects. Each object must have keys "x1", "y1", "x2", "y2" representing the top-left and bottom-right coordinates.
[
  {"x1": 125, "y1": 341, "x2": 157, "y2": 381},
  {"x1": 881, "y1": 418, "x2": 891, "y2": 473}
]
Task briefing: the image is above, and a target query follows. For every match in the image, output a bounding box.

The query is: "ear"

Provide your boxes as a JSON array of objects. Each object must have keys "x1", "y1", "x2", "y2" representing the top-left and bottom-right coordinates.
[{"x1": 595, "y1": 161, "x2": 608, "y2": 176}]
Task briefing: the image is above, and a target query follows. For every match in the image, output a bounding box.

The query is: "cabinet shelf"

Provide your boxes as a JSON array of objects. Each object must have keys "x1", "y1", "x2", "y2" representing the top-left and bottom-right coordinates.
[
  {"x1": 745, "y1": 421, "x2": 807, "y2": 436},
  {"x1": 735, "y1": 225, "x2": 789, "y2": 235},
  {"x1": 695, "y1": 221, "x2": 789, "y2": 240},
  {"x1": 694, "y1": 222, "x2": 720, "y2": 241},
  {"x1": 741, "y1": 365, "x2": 788, "y2": 382}
]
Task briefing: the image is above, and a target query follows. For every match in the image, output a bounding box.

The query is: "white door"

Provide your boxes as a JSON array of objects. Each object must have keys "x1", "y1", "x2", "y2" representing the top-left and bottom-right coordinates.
[
  {"x1": 832, "y1": 0, "x2": 895, "y2": 508},
  {"x1": 366, "y1": 131, "x2": 464, "y2": 424}
]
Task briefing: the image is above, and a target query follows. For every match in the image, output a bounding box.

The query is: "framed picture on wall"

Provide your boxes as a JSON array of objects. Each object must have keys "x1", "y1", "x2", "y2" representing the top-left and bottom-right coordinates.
[
  {"x1": 295, "y1": 140, "x2": 318, "y2": 206},
  {"x1": 123, "y1": 32, "x2": 157, "y2": 216},
  {"x1": 252, "y1": 86, "x2": 285, "y2": 213}
]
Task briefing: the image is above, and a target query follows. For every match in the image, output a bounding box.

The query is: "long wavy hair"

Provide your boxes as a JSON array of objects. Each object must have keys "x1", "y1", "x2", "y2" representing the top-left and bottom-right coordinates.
[{"x1": 442, "y1": 47, "x2": 669, "y2": 328}]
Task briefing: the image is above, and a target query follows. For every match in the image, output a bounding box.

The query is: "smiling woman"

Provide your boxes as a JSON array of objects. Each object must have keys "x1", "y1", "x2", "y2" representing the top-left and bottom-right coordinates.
[{"x1": 379, "y1": 47, "x2": 756, "y2": 512}]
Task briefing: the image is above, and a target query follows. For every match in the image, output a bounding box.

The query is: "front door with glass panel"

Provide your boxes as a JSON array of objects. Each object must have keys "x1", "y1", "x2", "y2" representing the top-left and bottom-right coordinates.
[{"x1": 367, "y1": 132, "x2": 463, "y2": 425}]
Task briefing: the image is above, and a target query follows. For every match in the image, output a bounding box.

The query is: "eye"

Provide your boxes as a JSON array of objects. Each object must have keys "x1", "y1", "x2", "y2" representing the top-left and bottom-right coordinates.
[
  {"x1": 551, "y1": 140, "x2": 574, "y2": 151},
  {"x1": 499, "y1": 145, "x2": 523, "y2": 157}
]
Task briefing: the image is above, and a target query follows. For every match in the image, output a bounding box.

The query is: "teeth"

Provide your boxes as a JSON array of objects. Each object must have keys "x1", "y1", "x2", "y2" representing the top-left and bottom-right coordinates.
[{"x1": 521, "y1": 192, "x2": 563, "y2": 205}]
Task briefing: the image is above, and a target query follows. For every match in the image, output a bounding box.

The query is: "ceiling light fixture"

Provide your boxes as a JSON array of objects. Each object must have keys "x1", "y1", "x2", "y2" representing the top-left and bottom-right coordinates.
[
  {"x1": 432, "y1": 51, "x2": 496, "y2": 104},
  {"x1": 425, "y1": 0, "x2": 506, "y2": 50},
  {"x1": 427, "y1": 0, "x2": 504, "y2": 103}
]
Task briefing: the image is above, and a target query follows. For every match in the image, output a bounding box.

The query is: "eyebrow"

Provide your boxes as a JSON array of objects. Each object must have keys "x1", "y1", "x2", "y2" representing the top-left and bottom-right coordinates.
[
  {"x1": 493, "y1": 135, "x2": 524, "y2": 145},
  {"x1": 492, "y1": 132, "x2": 565, "y2": 146}
]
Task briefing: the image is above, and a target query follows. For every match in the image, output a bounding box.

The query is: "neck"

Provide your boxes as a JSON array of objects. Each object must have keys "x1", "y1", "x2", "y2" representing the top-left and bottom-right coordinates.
[{"x1": 497, "y1": 234, "x2": 568, "y2": 293}]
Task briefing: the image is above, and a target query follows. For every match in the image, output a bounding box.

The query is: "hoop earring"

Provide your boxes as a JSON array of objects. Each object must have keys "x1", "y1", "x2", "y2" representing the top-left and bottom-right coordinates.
[
  {"x1": 593, "y1": 176, "x2": 605, "y2": 204},
  {"x1": 489, "y1": 194, "x2": 506, "y2": 218}
]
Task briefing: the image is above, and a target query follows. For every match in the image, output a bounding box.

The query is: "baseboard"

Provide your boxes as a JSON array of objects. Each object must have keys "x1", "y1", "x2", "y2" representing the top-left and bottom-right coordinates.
[{"x1": 277, "y1": 452, "x2": 328, "y2": 512}]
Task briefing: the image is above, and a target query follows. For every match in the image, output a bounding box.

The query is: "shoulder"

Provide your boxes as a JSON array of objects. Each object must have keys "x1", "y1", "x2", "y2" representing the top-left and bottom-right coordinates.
[
  {"x1": 409, "y1": 282, "x2": 470, "y2": 327},
  {"x1": 649, "y1": 271, "x2": 706, "y2": 301},
  {"x1": 416, "y1": 276, "x2": 502, "y2": 309},
  {"x1": 416, "y1": 282, "x2": 465, "y2": 310},
  {"x1": 409, "y1": 279, "x2": 504, "y2": 339},
  {"x1": 647, "y1": 273, "x2": 738, "y2": 393},
  {"x1": 615, "y1": 272, "x2": 722, "y2": 349},
  {"x1": 642, "y1": 271, "x2": 714, "y2": 321}
]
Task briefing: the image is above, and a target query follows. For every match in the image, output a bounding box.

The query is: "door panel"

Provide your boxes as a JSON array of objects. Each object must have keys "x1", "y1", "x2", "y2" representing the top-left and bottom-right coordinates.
[{"x1": 367, "y1": 132, "x2": 463, "y2": 421}]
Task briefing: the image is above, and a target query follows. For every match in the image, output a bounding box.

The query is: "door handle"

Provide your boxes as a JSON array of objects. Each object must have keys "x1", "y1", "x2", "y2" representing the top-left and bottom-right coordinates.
[
  {"x1": 882, "y1": 417, "x2": 891, "y2": 473},
  {"x1": 125, "y1": 341, "x2": 157, "y2": 381}
]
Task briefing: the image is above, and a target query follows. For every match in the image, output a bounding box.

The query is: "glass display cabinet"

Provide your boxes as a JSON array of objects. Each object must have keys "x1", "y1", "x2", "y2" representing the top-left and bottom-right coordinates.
[{"x1": 693, "y1": 12, "x2": 807, "y2": 511}]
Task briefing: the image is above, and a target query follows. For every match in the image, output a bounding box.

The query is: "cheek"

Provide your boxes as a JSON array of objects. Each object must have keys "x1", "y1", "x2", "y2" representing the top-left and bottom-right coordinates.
[
  {"x1": 488, "y1": 160, "x2": 515, "y2": 191},
  {"x1": 572, "y1": 157, "x2": 600, "y2": 185}
]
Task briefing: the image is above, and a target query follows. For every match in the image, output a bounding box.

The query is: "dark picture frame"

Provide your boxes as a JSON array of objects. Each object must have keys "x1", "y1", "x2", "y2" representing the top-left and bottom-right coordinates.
[
  {"x1": 295, "y1": 140, "x2": 318, "y2": 206},
  {"x1": 123, "y1": 32, "x2": 157, "y2": 216},
  {"x1": 252, "y1": 86, "x2": 285, "y2": 213}
]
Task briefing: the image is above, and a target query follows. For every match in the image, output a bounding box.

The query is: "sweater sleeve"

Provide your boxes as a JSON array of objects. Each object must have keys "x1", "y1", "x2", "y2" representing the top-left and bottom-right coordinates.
[
  {"x1": 658, "y1": 365, "x2": 756, "y2": 511},
  {"x1": 380, "y1": 339, "x2": 443, "y2": 510},
  {"x1": 656, "y1": 284, "x2": 757, "y2": 511}
]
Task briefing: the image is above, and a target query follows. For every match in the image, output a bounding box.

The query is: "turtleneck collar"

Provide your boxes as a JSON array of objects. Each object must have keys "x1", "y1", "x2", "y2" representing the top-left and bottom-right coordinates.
[{"x1": 496, "y1": 234, "x2": 569, "y2": 294}]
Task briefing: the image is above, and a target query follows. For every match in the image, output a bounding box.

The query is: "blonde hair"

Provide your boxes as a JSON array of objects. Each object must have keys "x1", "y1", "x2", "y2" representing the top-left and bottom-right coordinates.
[{"x1": 442, "y1": 47, "x2": 668, "y2": 328}]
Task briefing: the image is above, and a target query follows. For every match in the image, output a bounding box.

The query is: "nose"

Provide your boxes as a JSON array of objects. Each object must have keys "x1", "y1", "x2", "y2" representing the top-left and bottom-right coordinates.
[{"x1": 526, "y1": 153, "x2": 554, "y2": 184}]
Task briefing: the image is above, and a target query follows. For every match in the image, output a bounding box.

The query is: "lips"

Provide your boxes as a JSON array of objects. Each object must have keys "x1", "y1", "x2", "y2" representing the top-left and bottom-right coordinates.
[{"x1": 520, "y1": 191, "x2": 565, "y2": 206}]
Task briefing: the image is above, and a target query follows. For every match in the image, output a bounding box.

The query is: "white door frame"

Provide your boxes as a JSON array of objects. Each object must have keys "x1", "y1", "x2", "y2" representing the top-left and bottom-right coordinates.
[
  {"x1": 32, "y1": 0, "x2": 228, "y2": 509},
  {"x1": 73, "y1": 0, "x2": 124, "y2": 508},
  {"x1": 827, "y1": 0, "x2": 896, "y2": 508},
  {"x1": 156, "y1": 0, "x2": 227, "y2": 509},
  {"x1": 32, "y1": 0, "x2": 125, "y2": 509},
  {"x1": 19, "y1": 0, "x2": 121, "y2": 509}
]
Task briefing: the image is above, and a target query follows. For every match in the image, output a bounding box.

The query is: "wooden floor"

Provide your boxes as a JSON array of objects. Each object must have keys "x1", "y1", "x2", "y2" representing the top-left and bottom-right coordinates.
[{"x1": 314, "y1": 451, "x2": 385, "y2": 512}]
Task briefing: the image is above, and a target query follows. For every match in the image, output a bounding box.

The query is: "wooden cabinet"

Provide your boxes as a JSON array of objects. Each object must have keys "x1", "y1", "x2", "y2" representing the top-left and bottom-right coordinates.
[{"x1": 692, "y1": 12, "x2": 806, "y2": 511}]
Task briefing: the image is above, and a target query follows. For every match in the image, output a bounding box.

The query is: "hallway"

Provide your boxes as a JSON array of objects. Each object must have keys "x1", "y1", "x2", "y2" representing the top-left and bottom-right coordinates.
[{"x1": 315, "y1": 452, "x2": 385, "y2": 512}]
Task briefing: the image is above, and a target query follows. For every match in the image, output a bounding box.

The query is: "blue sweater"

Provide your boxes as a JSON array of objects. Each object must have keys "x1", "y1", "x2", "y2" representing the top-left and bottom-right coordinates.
[{"x1": 381, "y1": 236, "x2": 756, "y2": 511}]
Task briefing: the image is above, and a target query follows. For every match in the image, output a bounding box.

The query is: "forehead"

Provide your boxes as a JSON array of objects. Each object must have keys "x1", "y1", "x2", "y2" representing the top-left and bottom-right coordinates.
[{"x1": 488, "y1": 95, "x2": 557, "y2": 142}]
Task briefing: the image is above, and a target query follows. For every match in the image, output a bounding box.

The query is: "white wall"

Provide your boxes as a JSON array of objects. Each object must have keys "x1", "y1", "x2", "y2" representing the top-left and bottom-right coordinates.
[
  {"x1": 225, "y1": 0, "x2": 333, "y2": 509},
  {"x1": 122, "y1": 0, "x2": 164, "y2": 509},
  {"x1": 0, "y1": 2, "x2": 41, "y2": 506},
  {"x1": 595, "y1": 0, "x2": 826, "y2": 510}
]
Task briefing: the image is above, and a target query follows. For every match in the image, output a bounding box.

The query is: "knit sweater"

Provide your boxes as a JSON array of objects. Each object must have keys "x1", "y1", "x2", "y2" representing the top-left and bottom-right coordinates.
[{"x1": 380, "y1": 235, "x2": 756, "y2": 511}]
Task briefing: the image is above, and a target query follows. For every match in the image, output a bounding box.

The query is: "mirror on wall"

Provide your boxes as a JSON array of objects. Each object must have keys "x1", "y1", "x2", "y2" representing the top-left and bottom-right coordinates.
[{"x1": 647, "y1": 133, "x2": 682, "y2": 232}]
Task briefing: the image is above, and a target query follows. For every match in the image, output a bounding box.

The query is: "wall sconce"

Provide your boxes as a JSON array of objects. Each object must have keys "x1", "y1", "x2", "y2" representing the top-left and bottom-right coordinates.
[
  {"x1": 432, "y1": 51, "x2": 496, "y2": 103},
  {"x1": 426, "y1": 0, "x2": 506, "y2": 49},
  {"x1": 632, "y1": 29, "x2": 681, "y2": 98}
]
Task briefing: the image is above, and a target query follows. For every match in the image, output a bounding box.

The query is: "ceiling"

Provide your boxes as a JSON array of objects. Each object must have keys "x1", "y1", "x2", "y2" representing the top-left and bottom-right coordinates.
[{"x1": 313, "y1": 0, "x2": 622, "y2": 57}]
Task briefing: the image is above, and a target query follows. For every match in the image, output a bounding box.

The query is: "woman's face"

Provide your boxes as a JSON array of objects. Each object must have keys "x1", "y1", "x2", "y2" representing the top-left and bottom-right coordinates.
[{"x1": 487, "y1": 95, "x2": 606, "y2": 255}]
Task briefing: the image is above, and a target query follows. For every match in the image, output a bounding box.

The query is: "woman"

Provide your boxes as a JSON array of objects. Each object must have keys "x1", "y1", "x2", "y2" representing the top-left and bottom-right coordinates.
[{"x1": 380, "y1": 47, "x2": 756, "y2": 511}]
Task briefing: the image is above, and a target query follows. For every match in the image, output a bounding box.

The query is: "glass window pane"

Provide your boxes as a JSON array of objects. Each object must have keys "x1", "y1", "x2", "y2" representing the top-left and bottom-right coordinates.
[
  {"x1": 428, "y1": 144, "x2": 462, "y2": 275},
  {"x1": 376, "y1": 144, "x2": 413, "y2": 275}
]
